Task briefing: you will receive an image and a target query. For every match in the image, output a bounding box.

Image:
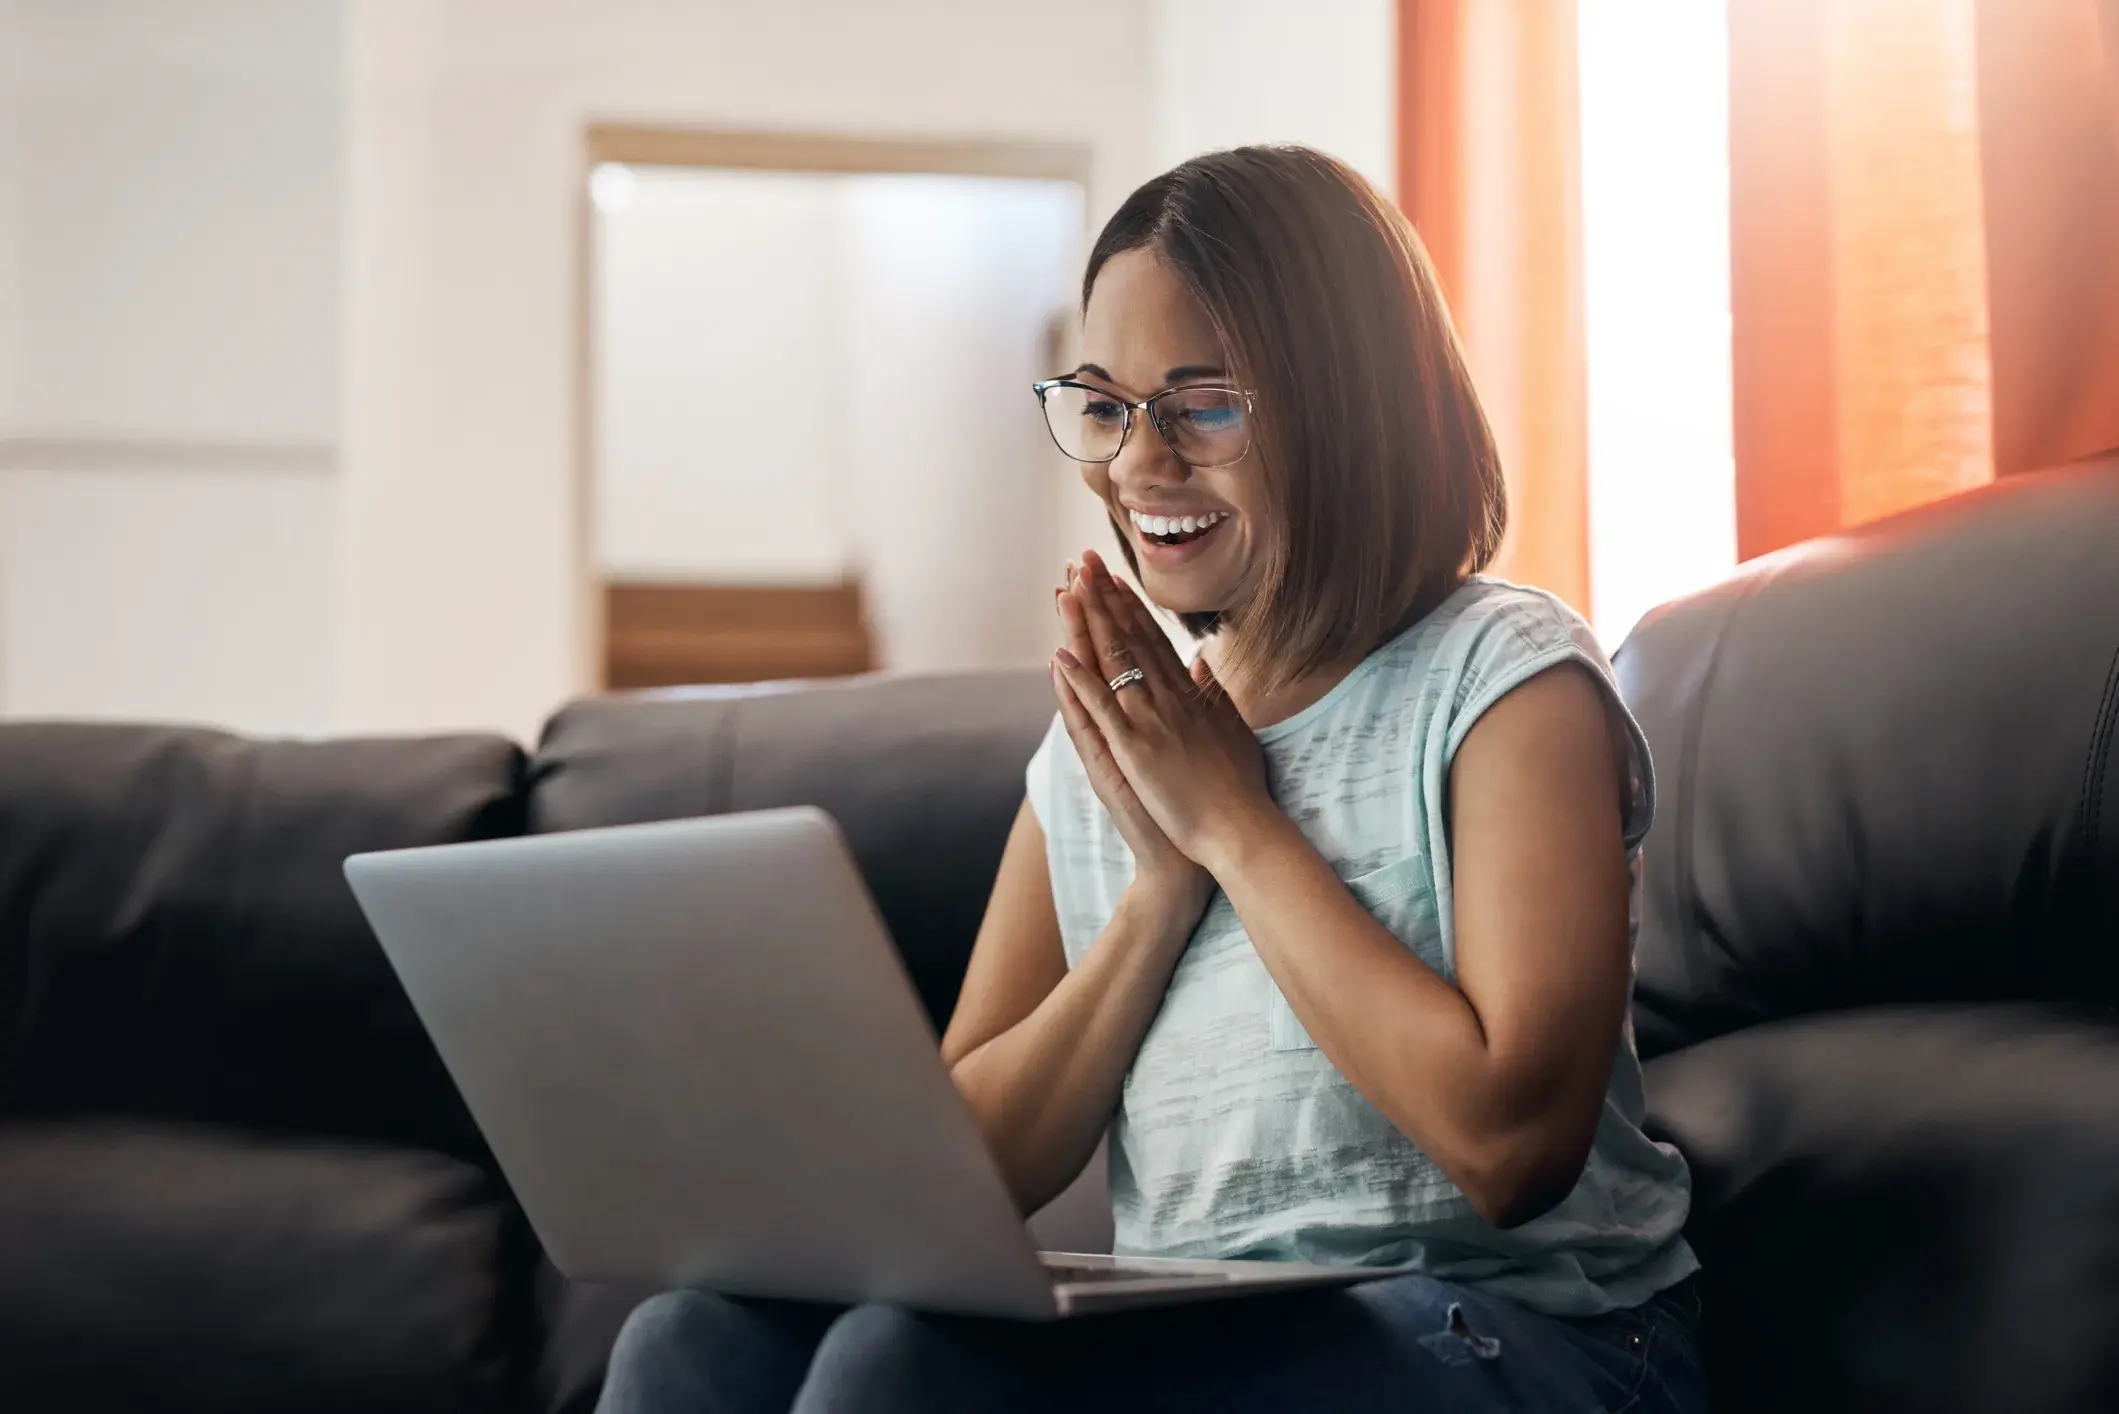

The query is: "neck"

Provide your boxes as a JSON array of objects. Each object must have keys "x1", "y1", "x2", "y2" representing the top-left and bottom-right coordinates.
[
  {"x1": 1202, "y1": 637, "x2": 1366, "y2": 732},
  {"x1": 1199, "y1": 575, "x2": 1458, "y2": 729}
]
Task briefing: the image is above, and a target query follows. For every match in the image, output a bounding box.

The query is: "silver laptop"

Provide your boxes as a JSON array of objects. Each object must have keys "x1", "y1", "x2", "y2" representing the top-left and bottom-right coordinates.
[{"x1": 344, "y1": 807, "x2": 1397, "y2": 1319}]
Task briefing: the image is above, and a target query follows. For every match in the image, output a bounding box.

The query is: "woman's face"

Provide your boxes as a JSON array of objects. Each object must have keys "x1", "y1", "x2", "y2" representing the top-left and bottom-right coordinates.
[{"x1": 1073, "y1": 248, "x2": 1263, "y2": 617}]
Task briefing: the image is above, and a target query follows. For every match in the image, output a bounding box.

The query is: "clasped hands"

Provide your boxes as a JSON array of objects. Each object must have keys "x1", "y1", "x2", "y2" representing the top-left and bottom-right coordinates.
[{"x1": 1051, "y1": 550, "x2": 1275, "y2": 915}]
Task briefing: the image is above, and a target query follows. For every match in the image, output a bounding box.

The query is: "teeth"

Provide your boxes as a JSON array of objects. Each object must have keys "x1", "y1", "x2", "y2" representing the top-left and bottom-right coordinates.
[{"x1": 1129, "y1": 508, "x2": 1227, "y2": 537}]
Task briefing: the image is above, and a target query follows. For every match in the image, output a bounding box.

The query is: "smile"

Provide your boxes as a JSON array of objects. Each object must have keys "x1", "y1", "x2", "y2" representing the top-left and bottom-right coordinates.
[{"x1": 1126, "y1": 507, "x2": 1230, "y2": 548}]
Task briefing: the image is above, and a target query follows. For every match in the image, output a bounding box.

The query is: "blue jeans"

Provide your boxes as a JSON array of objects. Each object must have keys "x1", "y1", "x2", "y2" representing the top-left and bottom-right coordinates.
[{"x1": 597, "y1": 1273, "x2": 1708, "y2": 1414}]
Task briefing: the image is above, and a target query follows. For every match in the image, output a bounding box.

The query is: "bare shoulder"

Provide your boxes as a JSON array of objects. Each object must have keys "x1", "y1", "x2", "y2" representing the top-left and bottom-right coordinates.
[{"x1": 1451, "y1": 660, "x2": 1626, "y2": 821}]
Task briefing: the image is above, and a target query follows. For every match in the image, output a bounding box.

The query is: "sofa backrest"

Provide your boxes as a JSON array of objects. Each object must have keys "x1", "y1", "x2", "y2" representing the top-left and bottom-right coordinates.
[
  {"x1": 528, "y1": 671, "x2": 1055, "y2": 1031},
  {"x1": 0, "y1": 724, "x2": 525, "y2": 1159},
  {"x1": 23, "y1": 457, "x2": 2101, "y2": 1138},
  {"x1": 1616, "y1": 457, "x2": 2119, "y2": 1058}
]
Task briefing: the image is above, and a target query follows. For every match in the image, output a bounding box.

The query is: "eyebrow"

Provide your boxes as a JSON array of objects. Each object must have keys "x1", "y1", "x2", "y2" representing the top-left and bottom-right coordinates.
[{"x1": 1070, "y1": 362, "x2": 1228, "y2": 386}]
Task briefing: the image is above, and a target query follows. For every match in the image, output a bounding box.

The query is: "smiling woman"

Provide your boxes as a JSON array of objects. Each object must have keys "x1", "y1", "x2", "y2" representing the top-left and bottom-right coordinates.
[
  {"x1": 1049, "y1": 151, "x2": 1508, "y2": 689},
  {"x1": 599, "y1": 146, "x2": 1705, "y2": 1414}
]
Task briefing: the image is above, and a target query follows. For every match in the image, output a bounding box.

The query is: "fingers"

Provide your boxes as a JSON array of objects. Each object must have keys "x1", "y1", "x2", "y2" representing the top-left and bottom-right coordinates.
[
  {"x1": 1071, "y1": 557, "x2": 1133, "y2": 681},
  {"x1": 1188, "y1": 651, "x2": 1232, "y2": 707},
  {"x1": 1059, "y1": 558, "x2": 1151, "y2": 711},
  {"x1": 1051, "y1": 659, "x2": 1115, "y2": 769},
  {"x1": 1088, "y1": 555, "x2": 1190, "y2": 696},
  {"x1": 1052, "y1": 646, "x2": 1129, "y2": 745},
  {"x1": 1088, "y1": 552, "x2": 1155, "y2": 641},
  {"x1": 1057, "y1": 565, "x2": 1098, "y2": 677},
  {"x1": 1057, "y1": 549, "x2": 1190, "y2": 712},
  {"x1": 1053, "y1": 658, "x2": 1151, "y2": 823},
  {"x1": 1052, "y1": 652, "x2": 1174, "y2": 863},
  {"x1": 1081, "y1": 551, "x2": 1190, "y2": 702}
]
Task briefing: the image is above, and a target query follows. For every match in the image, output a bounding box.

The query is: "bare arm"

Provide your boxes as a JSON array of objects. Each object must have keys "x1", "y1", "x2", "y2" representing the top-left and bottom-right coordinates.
[
  {"x1": 939, "y1": 800, "x2": 1202, "y2": 1215},
  {"x1": 939, "y1": 559, "x2": 1213, "y2": 1216},
  {"x1": 1043, "y1": 556, "x2": 1633, "y2": 1230},
  {"x1": 1198, "y1": 665, "x2": 1634, "y2": 1228}
]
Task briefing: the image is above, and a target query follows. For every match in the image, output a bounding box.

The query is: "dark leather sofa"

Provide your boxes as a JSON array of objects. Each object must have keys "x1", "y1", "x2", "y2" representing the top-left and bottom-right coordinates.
[{"x1": 1, "y1": 455, "x2": 2113, "y2": 1413}]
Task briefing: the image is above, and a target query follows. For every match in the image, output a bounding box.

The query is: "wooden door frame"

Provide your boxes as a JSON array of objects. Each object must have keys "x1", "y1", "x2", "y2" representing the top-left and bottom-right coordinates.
[{"x1": 572, "y1": 126, "x2": 1095, "y2": 692}]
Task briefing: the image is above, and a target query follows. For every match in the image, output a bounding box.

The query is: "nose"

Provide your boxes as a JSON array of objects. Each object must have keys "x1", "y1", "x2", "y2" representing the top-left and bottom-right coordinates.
[{"x1": 1108, "y1": 409, "x2": 1189, "y2": 494}]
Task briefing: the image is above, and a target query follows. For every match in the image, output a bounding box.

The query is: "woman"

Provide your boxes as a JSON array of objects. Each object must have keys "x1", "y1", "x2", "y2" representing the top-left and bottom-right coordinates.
[{"x1": 601, "y1": 145, "x2": 1705, "y2": 1414}]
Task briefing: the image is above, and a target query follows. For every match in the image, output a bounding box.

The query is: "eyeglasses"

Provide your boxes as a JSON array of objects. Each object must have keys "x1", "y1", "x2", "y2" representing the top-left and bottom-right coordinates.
[{"x1": 1032, "y1": 379, "x2": 1255, "y2": 469}]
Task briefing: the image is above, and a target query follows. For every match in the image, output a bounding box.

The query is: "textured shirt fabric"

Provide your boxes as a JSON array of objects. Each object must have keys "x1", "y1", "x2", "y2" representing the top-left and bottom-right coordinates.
[{"x1": 1025, "y1": 577, "x2": 1699, "y2": 1317}]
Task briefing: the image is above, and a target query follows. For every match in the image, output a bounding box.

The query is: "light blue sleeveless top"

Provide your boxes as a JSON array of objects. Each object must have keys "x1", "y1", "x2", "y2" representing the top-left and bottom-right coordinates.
[{"x1": 1025, "y1": 577, "x2": 1697, "y2": 1316}]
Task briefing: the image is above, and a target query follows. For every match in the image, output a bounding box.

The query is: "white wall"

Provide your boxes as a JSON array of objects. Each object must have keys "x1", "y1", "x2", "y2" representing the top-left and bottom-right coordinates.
[
  {"x1": 0, "y1": 0, "x2": 341, "y2": 734},
  {"x1": 594, "y1": 167, "x2": 855, "y2": 585},
  {"x1": 0, "y1": 466, "x2": 336, "y2": 732},
  {"x1": 1150, "y1": 0, "x2": 1395, "y2": 193},
  {"x1": 0, "y1": 0, "x2": 22, "y2": 435},
  {"x1": 0, "y1": 0, "x2": 19, "y2": 712},
  {"x1": 842, "y1": 174, "x2": 1085, "y2": 672},
  {"x1": 2, "y1": 0, "x2": 1396, "y2": 740},
  {"x1": 342, "y1": 0, "x2": 1159, "y2": 741},
  {"x1": 7, "y1": 0, "x2": 341, "y2": 445}
]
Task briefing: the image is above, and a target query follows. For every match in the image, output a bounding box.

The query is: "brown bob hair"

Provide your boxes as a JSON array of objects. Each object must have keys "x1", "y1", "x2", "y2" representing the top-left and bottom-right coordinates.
[{"x1": 1086, "y1": 145, "x2": 1507, "y2": 694}]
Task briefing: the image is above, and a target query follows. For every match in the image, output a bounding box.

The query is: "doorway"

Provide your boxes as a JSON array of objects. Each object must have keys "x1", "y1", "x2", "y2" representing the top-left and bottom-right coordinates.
[{"x1": 582, "y1": 129, "x2": 1091, "y2": 690}]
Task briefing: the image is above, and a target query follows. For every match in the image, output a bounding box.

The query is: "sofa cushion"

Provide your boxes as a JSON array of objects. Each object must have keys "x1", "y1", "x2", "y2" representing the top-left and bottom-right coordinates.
[
  {"x1": 1645, "y1": 1005, "x2": 2119, "y2": 1414},
  {"x1": 535, "y1": 1263, "x2": 658, "y2": 1414},
  {"x1": 0, "y1": 1123, "x2": 517, "y2": 1414},
  {"x1": 529, "y1": 671, "x2": 1053, "y2": 1029},
  {"x1": 0, "y1": 725, "x2": 526, "y2": 1158},
  {"x1": 1616, "y1": 458, "x2": 2119, "y2": 1058}
]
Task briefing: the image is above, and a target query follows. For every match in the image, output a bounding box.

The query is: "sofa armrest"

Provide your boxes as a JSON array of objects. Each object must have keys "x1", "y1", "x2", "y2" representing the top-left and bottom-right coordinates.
[{"x1": 1645, "y1": 1004, "x2": 2119, "y2": 1414}]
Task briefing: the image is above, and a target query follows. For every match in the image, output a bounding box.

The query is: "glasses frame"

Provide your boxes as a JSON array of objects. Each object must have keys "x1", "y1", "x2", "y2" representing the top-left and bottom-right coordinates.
[{"x1": 1031, "y1": 378, "x2": 1257, "y2": 469}]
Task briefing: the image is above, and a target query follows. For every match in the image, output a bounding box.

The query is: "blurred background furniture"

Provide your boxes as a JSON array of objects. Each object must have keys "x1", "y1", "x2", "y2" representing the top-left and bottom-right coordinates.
[
  {"x1": 600, "y1": 582, "x2": 874, "y2": 689},
  {"x1": 0, "y1": 729, "x2": 539, "y2": 1414},
  {"x1": 1, "y1": 455, "x2": 2113, "y2": 1413}
]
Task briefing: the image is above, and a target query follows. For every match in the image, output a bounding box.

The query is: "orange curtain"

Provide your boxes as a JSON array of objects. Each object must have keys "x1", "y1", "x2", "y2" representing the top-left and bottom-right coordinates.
[
  {"x1": 1406, "y1": 0, "x2": 2118, "y2": 584},
  {"x1": 1398, "y1": 0, "x2": 1464, "y2": 314},
  {"x1": 1729, "y1": 0, "x2": 1996, "y2": 561},
  {"x1": 1975, "y1": 0, "x2": 2119, "y2": 474},
  {"x1": 1729, "y1": 0, "x2": 2119, "y2": 560},
  {"x1": 1727, "y1": 0, "x2": 1841, "y2": 558},
  {"x1": 1397, "y1": 0, "x2": 1590, "y2": 616}
]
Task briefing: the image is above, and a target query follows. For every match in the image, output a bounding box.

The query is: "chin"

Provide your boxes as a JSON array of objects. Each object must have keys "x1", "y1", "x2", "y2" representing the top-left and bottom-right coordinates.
[{"x1": 1135, "y1": 565, "x2": 1238, "y2": 618}]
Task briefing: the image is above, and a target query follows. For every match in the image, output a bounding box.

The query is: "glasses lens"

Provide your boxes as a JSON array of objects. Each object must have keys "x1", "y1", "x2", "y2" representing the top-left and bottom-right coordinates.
[
  {"x1": 1040, "y1": 383, "x2": 1128, "y2": 463},
  {"x1": 1153, "y1": 388, "x2": 1249, "y2": 466}
]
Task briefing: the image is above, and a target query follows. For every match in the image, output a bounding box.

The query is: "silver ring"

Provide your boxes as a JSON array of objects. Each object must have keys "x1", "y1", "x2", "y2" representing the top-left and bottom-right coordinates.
[{"x1": 1108, "y1": 667, "x2": 1147, "y2": 693}]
